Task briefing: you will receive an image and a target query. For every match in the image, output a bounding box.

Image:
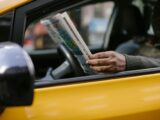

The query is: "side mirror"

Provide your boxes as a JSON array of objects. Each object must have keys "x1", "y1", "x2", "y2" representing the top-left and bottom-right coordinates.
[{"x1": 0, "y1": 42, "x2": 34, "y2": 106}]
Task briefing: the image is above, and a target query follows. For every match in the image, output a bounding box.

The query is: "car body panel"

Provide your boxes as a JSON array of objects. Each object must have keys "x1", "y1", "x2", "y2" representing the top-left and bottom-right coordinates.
[
  {"x1": 0, "y1": 0, "x2": 32, "y2": 15},
  {"x1": 1, "y1": 73, "x2": 160, "y2": 120}
]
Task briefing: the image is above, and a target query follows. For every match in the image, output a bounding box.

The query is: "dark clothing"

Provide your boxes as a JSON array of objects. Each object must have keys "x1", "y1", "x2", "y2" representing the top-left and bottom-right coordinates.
[
  {"x1": 125, "y1": 55, "x2": 160, "y2": 70},
  {"x1": 116, "y1": 39, "x2": 140, "y2": 54}
]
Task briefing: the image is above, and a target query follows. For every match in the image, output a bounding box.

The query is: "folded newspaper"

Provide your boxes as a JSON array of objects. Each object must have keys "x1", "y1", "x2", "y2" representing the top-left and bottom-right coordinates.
[{"x1": 41, "y1": 12, "x2": 95, "y2": 74}]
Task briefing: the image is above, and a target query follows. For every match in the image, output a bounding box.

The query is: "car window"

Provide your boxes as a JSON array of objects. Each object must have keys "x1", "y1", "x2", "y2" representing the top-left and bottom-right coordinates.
[
  {"x1": 24, "y1": 22, "x2": 59, "y2": 51},
  {"x1": 75, "y1": 2, "x2": 114, "y2": 47},
  {"x1": 23, "y1": 1, "x2": 115, "y2": 79},
  {"x1": 23, "y1": 0, "x2": 160, "y2": 81},
  {"x1": 23, "y1": 1, "x2": 114, "y2": 52}
]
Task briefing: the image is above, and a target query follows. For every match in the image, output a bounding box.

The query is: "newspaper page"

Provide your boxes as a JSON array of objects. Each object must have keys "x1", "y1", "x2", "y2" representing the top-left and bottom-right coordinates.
[
  {"x1": 61, "y1": 12, "x2": 92, "y2": 60},
  {"x1": 41, "y1": 13, "x2": 94, "y2": 74},
  {"x1": 40, "y1": 19, "x2": 63, "y2": 44}
]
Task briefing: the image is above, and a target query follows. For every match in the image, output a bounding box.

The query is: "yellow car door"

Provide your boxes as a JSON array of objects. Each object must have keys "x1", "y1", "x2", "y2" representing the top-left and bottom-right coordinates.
[{"x1": 1, "y1": 71, "x2": 160, "y2": 120}]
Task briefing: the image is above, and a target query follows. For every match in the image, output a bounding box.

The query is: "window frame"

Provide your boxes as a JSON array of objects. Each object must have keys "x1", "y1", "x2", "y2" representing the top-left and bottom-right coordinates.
[
  {"x1": 9, "y1": 0, "x2": 160, "y2": 88},
  {"x1": 35, "y1": 67, "x2": 160, "y2": 88}
]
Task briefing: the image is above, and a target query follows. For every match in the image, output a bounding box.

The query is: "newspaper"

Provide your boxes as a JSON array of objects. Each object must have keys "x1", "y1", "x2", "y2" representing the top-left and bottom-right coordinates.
[{"x1": 41, "y1": 12, "x2": 94, "y2": 74}]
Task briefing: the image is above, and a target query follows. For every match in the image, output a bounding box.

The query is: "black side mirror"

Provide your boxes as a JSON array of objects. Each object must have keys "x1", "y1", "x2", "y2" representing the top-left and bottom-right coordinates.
[{"x1": 0, "y1": 42, "x2": 34, "y2": 106}]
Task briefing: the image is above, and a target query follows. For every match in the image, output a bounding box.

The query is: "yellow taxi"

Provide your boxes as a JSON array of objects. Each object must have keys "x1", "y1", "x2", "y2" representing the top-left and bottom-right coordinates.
[{"x1": 0, "y1": 0, "x2": 160, "y2": 120}]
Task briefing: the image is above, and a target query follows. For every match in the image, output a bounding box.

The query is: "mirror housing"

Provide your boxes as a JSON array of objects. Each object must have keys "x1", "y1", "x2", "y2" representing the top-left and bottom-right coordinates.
[{"x1": 0, "y1": 42, "x2": 34, "y2": 106}]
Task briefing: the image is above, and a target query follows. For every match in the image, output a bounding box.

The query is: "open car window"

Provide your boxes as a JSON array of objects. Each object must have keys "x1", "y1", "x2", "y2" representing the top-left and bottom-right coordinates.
[
  {"x1": 24, "y1": 1, "x2": 114, "y2": 52},
  {"x1": 23, "y1": 0, "x2": 160, "y2": 82},
  {"x1": 23, "y1": 1, "x2": 115, "y2": 79}
]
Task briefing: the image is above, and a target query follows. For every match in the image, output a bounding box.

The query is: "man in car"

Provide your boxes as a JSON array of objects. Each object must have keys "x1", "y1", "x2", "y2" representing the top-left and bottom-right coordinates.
[{"x1": 87, "y1": 0, "x2": 160, "y2": 73}]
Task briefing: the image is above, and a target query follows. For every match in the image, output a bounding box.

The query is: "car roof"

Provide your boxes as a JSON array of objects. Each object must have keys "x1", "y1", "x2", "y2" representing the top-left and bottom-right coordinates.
[{"x1": 0, "y1": 0, "x2": 32, "y2": 15}]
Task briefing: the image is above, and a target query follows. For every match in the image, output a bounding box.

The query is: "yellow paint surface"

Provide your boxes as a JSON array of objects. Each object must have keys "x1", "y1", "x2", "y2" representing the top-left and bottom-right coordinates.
[
  {"x1": 1, "y1": 73, "x2": 160, "y2": 120},
  {"x1": 0, "y1": 0, "x2": 32, "y2": 15}
]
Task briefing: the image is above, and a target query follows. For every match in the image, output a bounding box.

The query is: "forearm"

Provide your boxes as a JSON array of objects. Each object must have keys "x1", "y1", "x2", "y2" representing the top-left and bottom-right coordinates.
[{"x1": 125, "y1": 55, "x2": 160, "y2": 70}]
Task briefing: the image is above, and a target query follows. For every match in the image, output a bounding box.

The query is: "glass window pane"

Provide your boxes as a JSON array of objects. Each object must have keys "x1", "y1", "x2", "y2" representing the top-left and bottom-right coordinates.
[{"x1": 81, "y1": 2, "x2": 114, "y2": 47}]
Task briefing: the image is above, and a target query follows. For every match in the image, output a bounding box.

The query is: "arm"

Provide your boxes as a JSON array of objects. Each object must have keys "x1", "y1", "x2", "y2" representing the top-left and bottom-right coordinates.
[
  {"x1": 87, "y1": 51, "x2": 160, "y2": 73},
  {"x1": 125, "y1": 55, "x2": 160, "y2": 70}
]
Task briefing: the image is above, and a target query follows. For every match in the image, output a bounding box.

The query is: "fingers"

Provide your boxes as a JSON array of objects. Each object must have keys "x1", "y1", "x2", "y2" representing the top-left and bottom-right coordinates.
[
  {"x1": 87, "y1": 51, "x2": 115, "y2": 73},
  {"x1": 89, "y1": 52, "x2": 106, "y2": 59},
  {"x1": 89, "y1": 51, "x2": 114, "y2": 59},
  {"x1": 87, "y1": 58, "x2": 110, "y2": 66},
  {"x1": 87, "y1": 51, "x2": 126, "y2": 73},
  {"x1": 90, "y1": 65, "x2": 115, "y2": 72}
]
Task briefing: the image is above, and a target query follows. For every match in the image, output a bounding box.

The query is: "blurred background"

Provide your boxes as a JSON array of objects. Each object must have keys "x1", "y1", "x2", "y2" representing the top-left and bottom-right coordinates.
[{"x1": 23, "y1": 1, "x2": 114, "y2": 51}]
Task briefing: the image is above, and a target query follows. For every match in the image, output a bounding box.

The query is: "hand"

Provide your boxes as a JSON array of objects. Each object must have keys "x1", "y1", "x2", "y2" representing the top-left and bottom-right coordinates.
[{"x1": 87, "y1": 51, "x2": 126, "y2": 73}]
